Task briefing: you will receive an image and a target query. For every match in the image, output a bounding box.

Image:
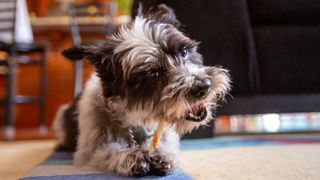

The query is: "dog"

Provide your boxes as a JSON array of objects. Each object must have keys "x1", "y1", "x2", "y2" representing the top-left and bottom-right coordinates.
[{"x1": 53, "y1": 4, "x2": 231, "y2": 177}]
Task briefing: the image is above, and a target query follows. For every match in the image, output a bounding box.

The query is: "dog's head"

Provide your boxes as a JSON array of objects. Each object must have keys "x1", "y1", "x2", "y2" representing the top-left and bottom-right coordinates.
[{"x1": 62, "y1": 4, "x2": 231, "y2": 133}]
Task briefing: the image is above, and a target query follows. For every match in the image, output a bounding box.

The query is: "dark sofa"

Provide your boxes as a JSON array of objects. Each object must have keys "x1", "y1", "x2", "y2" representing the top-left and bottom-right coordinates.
[{"x1": 133, "y1": 0, "x2": 320, "y2": 136}]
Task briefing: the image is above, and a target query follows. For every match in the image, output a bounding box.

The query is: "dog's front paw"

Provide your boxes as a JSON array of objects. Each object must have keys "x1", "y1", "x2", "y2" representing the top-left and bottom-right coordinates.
[
  {"x1": 149, "y1": 153, "x2": 173, "y2": 176},
  {"x1": 131, "y1": 151, "x2": 151, "y2": 177}
]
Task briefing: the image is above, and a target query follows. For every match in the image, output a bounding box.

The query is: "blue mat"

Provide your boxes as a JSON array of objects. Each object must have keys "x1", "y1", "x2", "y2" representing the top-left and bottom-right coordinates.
[
  {"x1": 22, "y1": 173, "x2": 191, "y2": 180},
  {"x1": 21, "y1": 151, "x2": 191, "y2": 180}
]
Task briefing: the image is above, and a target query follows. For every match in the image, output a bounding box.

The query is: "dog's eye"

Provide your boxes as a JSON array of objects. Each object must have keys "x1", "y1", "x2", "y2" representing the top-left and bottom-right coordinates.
[
  {"x1": 180, "y1": 48, "x2": 188, "y2": 58},
  {"x1": 147, "y1": 69, "x2": 159, "y2": 78}
]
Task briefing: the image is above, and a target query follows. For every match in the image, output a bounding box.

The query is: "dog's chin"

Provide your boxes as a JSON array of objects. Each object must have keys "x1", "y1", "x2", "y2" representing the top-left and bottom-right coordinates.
[{"x1": 184, "y1": 102, "x2": 208, "y2": 122}]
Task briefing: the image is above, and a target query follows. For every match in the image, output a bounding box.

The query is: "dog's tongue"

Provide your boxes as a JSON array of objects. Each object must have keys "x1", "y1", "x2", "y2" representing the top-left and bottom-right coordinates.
[{"x1": 186, "y1": 102, "x2": 207, "y2": 122}]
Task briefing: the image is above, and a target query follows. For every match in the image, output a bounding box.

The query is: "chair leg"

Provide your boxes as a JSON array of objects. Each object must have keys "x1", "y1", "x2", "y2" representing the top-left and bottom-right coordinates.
[
  {"x1": 107, "y1": 2, "x2": 116, "y2": 36},
  {"x1": 74, "y1": 60, "x2": 83, "y2": 97},
  {"x1": 4, "y1": 54, "x2": 17, "y2": 140},
  {"x1": 39, "y1": 50, "x2": 47, "y2": 135}
]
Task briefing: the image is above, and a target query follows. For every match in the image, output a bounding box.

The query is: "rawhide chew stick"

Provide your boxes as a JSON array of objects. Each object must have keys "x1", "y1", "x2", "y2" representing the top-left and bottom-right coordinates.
[{"x1": 148, "y1": 119, "x2": 168, "y2": 155}]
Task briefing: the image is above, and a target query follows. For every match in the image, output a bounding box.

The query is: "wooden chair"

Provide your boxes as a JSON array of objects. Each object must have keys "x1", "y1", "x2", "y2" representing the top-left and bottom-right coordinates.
[
  {"x1": 0, "y1": 0, "x2": 47, "y2": 139},
  {"x1": 68, "y1": 1, "x2": 117, "y2": 96}
]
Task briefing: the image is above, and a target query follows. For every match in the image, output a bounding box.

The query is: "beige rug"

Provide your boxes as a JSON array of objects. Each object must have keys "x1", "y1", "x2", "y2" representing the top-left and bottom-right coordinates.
[
  {"x1": 1, "y1": 138, "x2": 320, "y2": 180},
  {"x1": 0, "y1": 140, "x2": 56, "y2": 180},
  {"x1": 180, "y1": 144, "x2": 320, "y2": 180}
]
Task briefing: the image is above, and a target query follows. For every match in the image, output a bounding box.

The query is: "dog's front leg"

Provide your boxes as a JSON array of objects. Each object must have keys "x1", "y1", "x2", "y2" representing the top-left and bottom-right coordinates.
[
  {"x1": 88, "y1": 143, "x2": 152, "y2": 177},
  {"x1": 151, "y1": 128, "x2": 180, "y2": 175}
]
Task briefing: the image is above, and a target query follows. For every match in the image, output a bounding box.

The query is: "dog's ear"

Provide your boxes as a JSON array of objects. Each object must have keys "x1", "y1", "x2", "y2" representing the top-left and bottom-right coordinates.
[
  {"x1": 62, "y1": 41, "x2": 124, "y2": 97},
  {"x1": 61, "y1": 46, "x2": 87, "y2": 61},
  {"x1": 140, "y1": 4, "x2": 181, "y2": 28},
  {"x1": 61, "y1": 43, "x2": 105, "y2": 66}
]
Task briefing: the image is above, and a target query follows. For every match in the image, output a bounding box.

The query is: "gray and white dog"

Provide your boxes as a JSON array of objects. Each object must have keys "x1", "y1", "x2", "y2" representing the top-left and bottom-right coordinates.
[{"x1": 53, "y1": 4, "x2": 230, "y2": 177}]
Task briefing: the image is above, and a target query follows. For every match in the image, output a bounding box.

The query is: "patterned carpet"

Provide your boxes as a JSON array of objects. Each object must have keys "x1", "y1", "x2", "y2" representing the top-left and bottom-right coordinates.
[
  {"x1": 181, "y1": 134, "x2": 320, "y2": 150},
  {"x1": 2, "y1": 134, "x2": 320, "y2": 180}
]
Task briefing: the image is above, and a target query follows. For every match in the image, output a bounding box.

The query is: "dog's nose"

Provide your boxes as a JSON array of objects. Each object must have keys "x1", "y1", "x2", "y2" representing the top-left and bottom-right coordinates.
[{"x1": 190, "y1": 78, "x2": 212, "y2": 99}]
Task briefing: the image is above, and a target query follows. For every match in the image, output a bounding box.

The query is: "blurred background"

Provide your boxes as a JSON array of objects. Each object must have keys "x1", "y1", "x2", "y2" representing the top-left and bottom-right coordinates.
[
  {"x1": 0, "y1": 0, "x2": 320, "y2": 140},
  {"x1": 0, "y1": 0, "x2": 133, "y2": 140}
]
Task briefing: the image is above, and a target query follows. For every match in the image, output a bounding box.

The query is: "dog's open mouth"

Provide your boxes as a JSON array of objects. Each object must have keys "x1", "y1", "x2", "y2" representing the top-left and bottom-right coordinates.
[{"x1": 185, "y1": 103, "x2": 207, "y2": 122}]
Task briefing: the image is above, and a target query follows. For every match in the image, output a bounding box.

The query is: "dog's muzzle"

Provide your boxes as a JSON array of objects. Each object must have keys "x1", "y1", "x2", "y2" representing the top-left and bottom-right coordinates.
[{"x1": 184, "y1": 78, "x2": 211, "y2": 122}]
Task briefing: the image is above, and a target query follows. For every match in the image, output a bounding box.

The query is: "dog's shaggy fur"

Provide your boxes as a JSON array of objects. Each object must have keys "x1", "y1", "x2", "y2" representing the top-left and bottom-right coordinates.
[{"x1": 53, "y1": 4, "x2": 231, "y2": 177}]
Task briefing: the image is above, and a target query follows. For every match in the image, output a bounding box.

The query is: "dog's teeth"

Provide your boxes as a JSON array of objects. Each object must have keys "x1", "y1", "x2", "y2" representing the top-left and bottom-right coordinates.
[{"x1": 188, "y1": 113, "x2": 195, "y2": 118}]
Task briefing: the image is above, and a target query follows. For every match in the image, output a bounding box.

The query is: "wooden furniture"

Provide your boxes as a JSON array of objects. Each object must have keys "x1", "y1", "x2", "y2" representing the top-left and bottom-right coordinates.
[
  {"x1": 0, "y1": 0, "x2": 47, "y2": 139},
  {"x1": 0, "y1": 13, "x2": 131, "y2": 140}
]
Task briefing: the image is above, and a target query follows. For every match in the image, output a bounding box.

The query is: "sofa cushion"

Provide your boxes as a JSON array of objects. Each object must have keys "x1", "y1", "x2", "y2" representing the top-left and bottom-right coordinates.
[
  {"x1": 248, "y1": 0, "x2": 320, "y2": 25},
  {"x1": 254, "y1": 26, "x2": 320, "y2": 94}
]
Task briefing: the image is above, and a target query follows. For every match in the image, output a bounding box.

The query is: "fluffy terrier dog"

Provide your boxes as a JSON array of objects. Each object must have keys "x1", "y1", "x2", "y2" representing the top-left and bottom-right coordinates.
[{"x1": 53, "y1": 4, "x2": 230, "y2": 177}]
